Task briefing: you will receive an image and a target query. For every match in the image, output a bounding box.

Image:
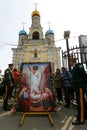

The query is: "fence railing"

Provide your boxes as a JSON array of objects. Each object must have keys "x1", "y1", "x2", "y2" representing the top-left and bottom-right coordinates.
[{"x1": 62, "y1": 45, "x2": 87, "y2": 70}]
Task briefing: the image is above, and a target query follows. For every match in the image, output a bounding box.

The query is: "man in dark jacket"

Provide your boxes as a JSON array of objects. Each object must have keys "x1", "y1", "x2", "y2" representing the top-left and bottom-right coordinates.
[
  {"x1": 3, "y1": 64, "x2": 14, "y2": 111},
  {"x1": 72, "y1": 63, "x2": 87, "y2": 125},
  {"x1": 61, "y1": 67, "x2": 72, "y2": 108}
]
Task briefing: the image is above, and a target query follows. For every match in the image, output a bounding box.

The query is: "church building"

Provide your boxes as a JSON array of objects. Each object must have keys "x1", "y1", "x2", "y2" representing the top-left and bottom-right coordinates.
[{"x1": 12, "y1": 6, "x2": 61, "y2": 72}]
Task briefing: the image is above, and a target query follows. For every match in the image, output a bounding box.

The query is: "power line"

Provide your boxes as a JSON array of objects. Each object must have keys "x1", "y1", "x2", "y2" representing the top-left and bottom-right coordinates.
[
  {"x1": 0, "y1": 43, "x2": 17, "y2": 46},
  {"x1": 0, "y1": 36, "x2": 78, "y2": 46},
  {"x1": 0, "y1": 41, "x2": 18, "y2": 46}
]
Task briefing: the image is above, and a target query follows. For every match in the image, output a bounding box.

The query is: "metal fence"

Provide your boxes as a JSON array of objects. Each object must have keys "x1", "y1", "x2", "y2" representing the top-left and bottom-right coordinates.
[{"x1": 62, "y1": 45, "x2": 87, "y2": 70}]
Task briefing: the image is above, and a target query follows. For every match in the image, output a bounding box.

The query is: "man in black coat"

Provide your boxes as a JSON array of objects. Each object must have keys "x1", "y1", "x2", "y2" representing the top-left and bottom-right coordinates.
[
  {"x1": 71, "y1": 63, "x2": 87, "y2": 125},
  {"x1": 3, "y1": 64, "x2": 14, "y2": 111}
]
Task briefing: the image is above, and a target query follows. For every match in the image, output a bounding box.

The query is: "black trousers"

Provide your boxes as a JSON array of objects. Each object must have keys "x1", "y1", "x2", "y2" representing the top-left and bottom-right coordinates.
[
  {"x1": 56, "y1": 88, "x2": 62, "y2": 101},
  {"x1": 3, "y1": 85, "x2": 13, "y2": 108},
  {"x1": 75, "y1": 88, "x2": 85, "y2": 123},
  {"x1": 63, "y1": 87, "x2": 71, "y2": 107}
]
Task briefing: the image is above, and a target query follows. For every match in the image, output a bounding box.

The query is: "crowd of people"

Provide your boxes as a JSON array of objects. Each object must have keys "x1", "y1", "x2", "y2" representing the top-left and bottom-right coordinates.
[
  {"x1": 70, "y1": 62, "x2": 87, "y2": 125},
  {"x1": 0, "y1": 61, "x2": 87, "y2": 126},
  {"x1": 52, "y1": 60, "x2": 87, "y2": 125}
]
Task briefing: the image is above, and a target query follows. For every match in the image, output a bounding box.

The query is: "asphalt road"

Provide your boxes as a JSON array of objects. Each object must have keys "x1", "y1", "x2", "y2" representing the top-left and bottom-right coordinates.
[{"x1": 0, "y1": 98, "x2": 87, "y2": 130}]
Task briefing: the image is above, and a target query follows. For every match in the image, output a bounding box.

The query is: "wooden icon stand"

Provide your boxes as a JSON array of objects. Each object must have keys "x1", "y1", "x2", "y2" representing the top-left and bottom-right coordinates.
[{"x1": 19, "y1": 112, "x2": 54, "y2": 126}]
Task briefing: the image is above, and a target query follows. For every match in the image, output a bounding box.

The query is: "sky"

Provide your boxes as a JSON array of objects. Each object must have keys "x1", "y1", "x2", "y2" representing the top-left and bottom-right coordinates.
[{"x1": 0, "y1": 0, "x2": 87, "y2": 74}]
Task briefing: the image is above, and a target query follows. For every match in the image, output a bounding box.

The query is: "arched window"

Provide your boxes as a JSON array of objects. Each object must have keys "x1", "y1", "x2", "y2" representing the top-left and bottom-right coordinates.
[
  {"x1": 32, "y1": 31, "x2": 39, "y2": 39},
  {"x1": 34, "y1": 49, "x2": 38, "y2": 58}
]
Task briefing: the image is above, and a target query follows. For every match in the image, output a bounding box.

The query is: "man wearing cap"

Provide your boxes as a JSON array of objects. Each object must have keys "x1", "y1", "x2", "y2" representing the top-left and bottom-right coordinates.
[{"x1": 3, "y1": 63, "x2": 14, "y2": 111}]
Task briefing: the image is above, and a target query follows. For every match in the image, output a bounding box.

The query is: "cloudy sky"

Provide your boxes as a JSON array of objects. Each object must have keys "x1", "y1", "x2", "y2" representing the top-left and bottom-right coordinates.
[{"x1": 0, "y1": 0, "x2": 87, "y2": 73}]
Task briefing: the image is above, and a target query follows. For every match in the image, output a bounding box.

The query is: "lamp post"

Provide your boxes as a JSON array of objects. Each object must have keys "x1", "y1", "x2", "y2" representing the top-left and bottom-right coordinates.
[{"x1": 64, "y1": 31, "x2": 71, "y2": 71}]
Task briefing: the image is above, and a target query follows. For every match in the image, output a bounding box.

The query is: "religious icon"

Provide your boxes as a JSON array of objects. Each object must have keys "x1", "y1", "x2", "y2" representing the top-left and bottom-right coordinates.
[{"x1": 13, "y1": 62, "x2": 56, "y2": 112}]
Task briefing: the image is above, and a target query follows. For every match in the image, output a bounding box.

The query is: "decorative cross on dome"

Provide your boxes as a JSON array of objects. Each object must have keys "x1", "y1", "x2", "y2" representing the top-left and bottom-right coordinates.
[
  {"x1": 47, "y1": 22, "x2": 51, "y2": 29},
  {"x1": 33, "y1": 2, "x2": 39, "y2": 10},
  {"x1": 21, "y1": 21, "x2": 26, "y2": 30}
]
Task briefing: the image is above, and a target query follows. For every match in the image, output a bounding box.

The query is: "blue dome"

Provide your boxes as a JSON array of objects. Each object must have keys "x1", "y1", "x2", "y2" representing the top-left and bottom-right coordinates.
[
  {"x1": 19, "y1": 30, "x2": 28, "y2": 36},
  {"x1": 45, "y1": 29, "x2": 54, "y2": 37}
]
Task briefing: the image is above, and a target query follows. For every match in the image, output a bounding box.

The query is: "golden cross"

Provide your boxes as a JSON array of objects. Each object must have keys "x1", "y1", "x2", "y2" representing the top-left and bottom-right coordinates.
[{"x1": 33, "y1": 2, "x2": 39, "y2": 10}]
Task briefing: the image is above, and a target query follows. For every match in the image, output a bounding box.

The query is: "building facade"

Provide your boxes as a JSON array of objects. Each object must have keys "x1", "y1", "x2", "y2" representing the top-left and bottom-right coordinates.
[
  {"x1": 12, "y1": 7, "x2": 61, "y2": 72},
  {"x1": 78, "y1": 35, "x2": 87, "y2": 63}
]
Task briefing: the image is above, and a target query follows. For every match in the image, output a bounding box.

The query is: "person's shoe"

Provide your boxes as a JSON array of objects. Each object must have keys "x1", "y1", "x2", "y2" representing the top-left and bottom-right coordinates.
[
  {"x1": 3, "y1": 106, "x2": 11, "y2": 111},
  {"x1": 54, "y1": 107, "x2": 59, "y2": 112},
  {"x1": 59, "y1": 101, "x2": 63, "y2": 104},
  {"x1": 85, "y1": 116, "x2": 87, "y2": 119},
  {"x1": 7, "y1": 105, "x2": 12, "y2": 108},
  {"x1": 72, "y1": 120, "x2": 85, "y2": 125},
  {"x1": 64, "y1": 104, "x2": 70, "y2": 108}
]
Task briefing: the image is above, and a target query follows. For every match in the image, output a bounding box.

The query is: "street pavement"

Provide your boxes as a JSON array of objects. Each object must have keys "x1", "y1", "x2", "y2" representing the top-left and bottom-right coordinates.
[{"x1": 0, "y1": 98, "x2": 87, "y2": 130}]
